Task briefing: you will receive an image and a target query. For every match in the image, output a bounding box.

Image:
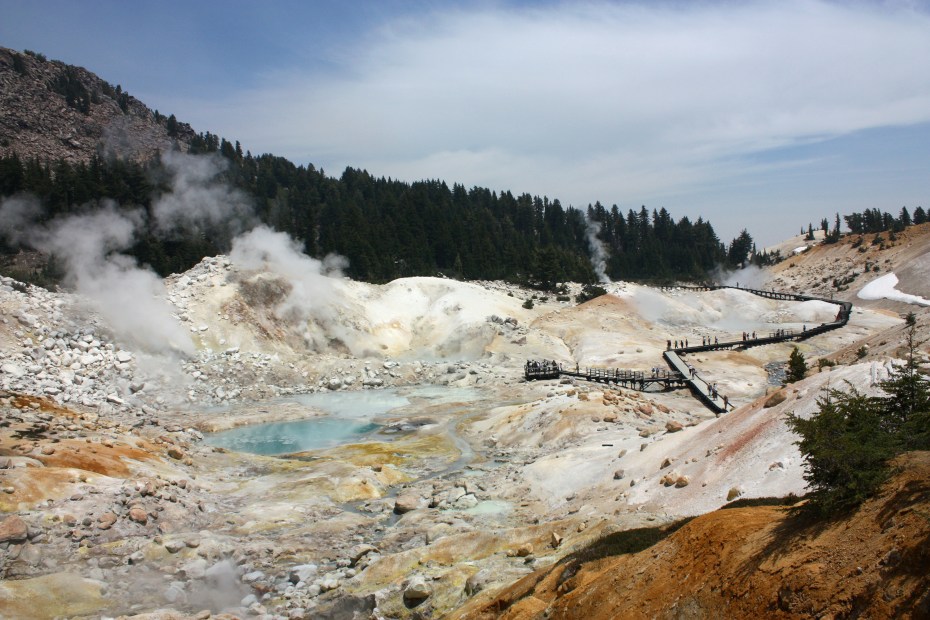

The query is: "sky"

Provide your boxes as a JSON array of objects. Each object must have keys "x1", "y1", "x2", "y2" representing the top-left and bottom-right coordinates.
[{"x1": 2, "y1": 0, "x2": 930, "y2": 247}]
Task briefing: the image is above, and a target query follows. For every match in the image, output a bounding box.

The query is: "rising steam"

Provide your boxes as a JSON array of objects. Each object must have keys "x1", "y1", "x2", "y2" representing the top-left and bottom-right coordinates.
[
  {"x1": 0, "y1": 152, "x2": 269, "y2": 356},
  {"x1": 583, "y1": 215, "x2": 611, "y2": 284},
  {"x1": 151, "y1": 151, "x2": 255, "y2": 237}
]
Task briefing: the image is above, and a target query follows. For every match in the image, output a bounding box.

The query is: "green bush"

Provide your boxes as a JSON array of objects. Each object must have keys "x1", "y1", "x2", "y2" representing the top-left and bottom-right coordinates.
[
  {"x1": 785, "y1": 347, "x2": 808, "y2": 384},
  {"x1": 575, "y1": 284, "x2": 607, "y2": 304}
]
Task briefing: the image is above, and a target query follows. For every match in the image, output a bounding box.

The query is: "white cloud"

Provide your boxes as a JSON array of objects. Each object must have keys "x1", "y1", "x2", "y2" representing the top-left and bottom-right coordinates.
[{"x1": 164, "y1": 0, "x2": 930, "y2": 240}]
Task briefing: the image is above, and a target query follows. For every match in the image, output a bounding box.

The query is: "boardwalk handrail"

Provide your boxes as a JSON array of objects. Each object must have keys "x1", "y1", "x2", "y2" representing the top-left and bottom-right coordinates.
[{"x1": 526, "y1": 284, "x2": 854, "y2": 414}]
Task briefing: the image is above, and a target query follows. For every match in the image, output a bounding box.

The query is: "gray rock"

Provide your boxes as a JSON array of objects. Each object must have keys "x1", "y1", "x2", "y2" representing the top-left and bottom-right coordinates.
[
  {"x1": 243, "y1": 570, "x2": 266, "y2": 583},
  {"x1": 347, "y1": 544, "x2": 377, "y2": 566},
  {"x1": 454, "y1": 493, "x2": 480, "y2": 509},
  {"x1": 403, "y1": 577, "x2": 432, "y2": 602},
  {"x1": 1, "y1": 363, "x2": 26, "y2": 378},
  {"x1": 289, "y1": 563, "x2": 318, "y2": 584},
  {"x1": 465, "y1": 568, "x2": 494, "y2": 596}
]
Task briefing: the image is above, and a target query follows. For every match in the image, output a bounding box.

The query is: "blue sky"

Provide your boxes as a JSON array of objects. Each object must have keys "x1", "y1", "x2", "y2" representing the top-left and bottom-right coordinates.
[{"x1": 3, "y1": 0, "x2": 929, "y2": 247}]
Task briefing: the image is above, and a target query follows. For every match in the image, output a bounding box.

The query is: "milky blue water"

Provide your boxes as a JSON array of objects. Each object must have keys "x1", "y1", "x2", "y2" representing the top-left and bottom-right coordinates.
[
  {"x1": 203, "y1": 387, "x2": 486, "y2": 457},
  {"x1": 204, "y1": 390, "x2": 412, "y2": 456},
  {"x1": 204, "y1": 417, "x2": 382, "y2": 455}
]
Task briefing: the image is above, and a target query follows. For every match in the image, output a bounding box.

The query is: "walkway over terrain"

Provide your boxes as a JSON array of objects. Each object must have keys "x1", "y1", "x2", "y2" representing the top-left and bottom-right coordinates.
[{"x1": 526, "y1": 284, "x2": 853, "y2": 414}]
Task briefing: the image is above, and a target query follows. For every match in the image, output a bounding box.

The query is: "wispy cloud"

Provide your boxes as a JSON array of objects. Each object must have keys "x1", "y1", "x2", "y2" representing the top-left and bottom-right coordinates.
[{"x1": 158, "y1": 0, "x2": 930, "y2": 241}]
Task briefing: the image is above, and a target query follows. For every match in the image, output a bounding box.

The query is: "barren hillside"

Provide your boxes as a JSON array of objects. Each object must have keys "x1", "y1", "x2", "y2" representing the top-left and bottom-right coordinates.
[
  {"x1": 0, "y1": 46, "x2": 193, "y2": 163},
  {"x1": 452, "y1": 451, "x2": 930, "y2": 620}
]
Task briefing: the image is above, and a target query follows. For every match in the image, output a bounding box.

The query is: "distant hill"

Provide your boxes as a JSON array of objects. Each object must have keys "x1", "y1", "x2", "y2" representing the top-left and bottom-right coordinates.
[{"x1": 0, "y1": 46, "x2": 194, "y2": 163}]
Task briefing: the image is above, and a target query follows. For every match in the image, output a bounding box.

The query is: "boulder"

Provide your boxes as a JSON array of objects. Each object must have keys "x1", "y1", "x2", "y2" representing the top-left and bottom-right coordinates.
[
  {"x1": 289, "y1": 563, "x2": 319, "y2": 584},
  {"x1": 465, "y1": 568, "x2": 494, "y2": 596},
  {"x1": 128, "y1": 507, "x2": 148, "y2": 524},
  {"x1": 394, "y1": 494, "x2": 421, "y2": 514},
  {"x1": 1, "y1": 363, "x2": 26, "y2": 378},
  {"x1": 347, "y1": 544, "x2": 378, "y2": 566},
  {"x1": 164, "y1": 540, "x2": 186, "y2": 553},
  {"x1": 726, "y1": 487, "x2": 743, "y2": 501},
  {"x1": 403, "y1": 577, "x2": 432, "y2": 603},
  {"x1": 665, "y1": 420, "x2": 684, "y2": 433},
  {"x1": 613, "y1": 469, "x2": 625, "y2": 480},
  {"x1": 97, "y1": 512, "x2": 117, "y2": 530},
  {"x1": 0, "y1": 515, "x2": 28, "y2": 543},
  {"x1": 454, "y1": 493, "x2": 479, "y2": 509},
  {"x1": 764, "y1": 390, "x2": 788, "y2": 408}
]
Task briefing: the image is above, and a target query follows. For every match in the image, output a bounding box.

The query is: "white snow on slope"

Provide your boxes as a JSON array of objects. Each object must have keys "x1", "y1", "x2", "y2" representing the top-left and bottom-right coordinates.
[{"x1": 858, "y1": 272, "x2": 930, "y2": 307}]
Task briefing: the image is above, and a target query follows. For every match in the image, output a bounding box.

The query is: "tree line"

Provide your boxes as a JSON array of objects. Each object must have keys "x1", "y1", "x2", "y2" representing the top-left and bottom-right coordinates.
[
  {"x1": 805, "y1": 206, "x2": 927, "y2": 242},
  {"x1": 0, "y1": 142, "x2": 760, "y2": 288}
]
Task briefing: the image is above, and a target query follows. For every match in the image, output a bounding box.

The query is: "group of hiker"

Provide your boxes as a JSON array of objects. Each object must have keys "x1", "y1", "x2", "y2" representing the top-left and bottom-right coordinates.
[{"x1": 525, "y1": 359, "x2": 560, "y2": 375}]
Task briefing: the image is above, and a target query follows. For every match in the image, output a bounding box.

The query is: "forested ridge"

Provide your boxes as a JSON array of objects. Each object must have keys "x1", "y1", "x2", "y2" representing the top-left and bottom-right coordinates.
[
  {"x1": 0, "y1": 141, "x2": 756, "y2": 287},
  {"x1": 0, "y1": 45, "x2": 759, "y2": 288}
]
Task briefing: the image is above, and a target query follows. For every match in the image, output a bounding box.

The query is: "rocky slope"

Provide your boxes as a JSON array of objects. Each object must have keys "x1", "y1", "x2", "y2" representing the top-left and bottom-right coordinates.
[
  {"x1": 0, "y1": 227, "x2": 927, "y2": 618},
  {"x1": 0, "y1": 46, "x2": 194, "y2": 163},
  {"x1": 767, "y1": 222, "x2": 930, "y2": 309},
  {"x1": 451, "y1": 451, "x2": 930, "y2": 620}
]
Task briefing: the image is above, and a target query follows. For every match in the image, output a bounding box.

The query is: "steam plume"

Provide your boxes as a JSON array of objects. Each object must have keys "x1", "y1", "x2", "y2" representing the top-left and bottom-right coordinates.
[
  {"x1": 151, "y1": 151, "x2": 255, "y2": 237},
  {"x1": 583, "y1": 215, "x2": 611, "y2": 284},
  {"x1": 26, "y1": 202, "x2": 194, "y2": 355}
]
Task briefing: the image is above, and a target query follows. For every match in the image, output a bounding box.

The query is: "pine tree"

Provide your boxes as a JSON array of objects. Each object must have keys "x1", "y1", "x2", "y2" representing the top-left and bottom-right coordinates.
[
  {"x1": 787, "y1": 319, "x2": 930, "y2": 514},
  {"x1": 914, "y1": 206, "x2": 927, "y2": 225},
  {"x1": 785, "y1": 347, "x2": 808, "y2": 384},
  {"x1": 878, "y1": 320, "x2": 930, "y2": 450},
  {"x1": 787, "y1": 386, "x2": 896, "y2": 514}
]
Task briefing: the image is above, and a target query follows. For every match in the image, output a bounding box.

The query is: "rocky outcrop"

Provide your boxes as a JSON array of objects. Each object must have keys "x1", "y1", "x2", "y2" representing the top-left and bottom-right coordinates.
[{"x1": 0, "y1": 46, "x2": 194, "y2": 164}]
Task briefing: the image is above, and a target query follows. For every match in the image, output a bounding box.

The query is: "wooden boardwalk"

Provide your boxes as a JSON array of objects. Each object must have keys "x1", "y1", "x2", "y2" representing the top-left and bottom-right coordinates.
[{"x1": 525, "y1": 284, "x2": 853, "y2": 414}]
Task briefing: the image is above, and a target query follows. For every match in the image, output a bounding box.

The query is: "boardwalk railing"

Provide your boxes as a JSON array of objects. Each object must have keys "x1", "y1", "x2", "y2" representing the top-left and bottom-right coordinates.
[{"x1": 526, "y1": 284, "x2": 853, "y2": 414}]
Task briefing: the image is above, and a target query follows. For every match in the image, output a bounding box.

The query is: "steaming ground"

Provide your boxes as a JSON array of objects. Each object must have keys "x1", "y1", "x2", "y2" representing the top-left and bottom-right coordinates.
[{"x1": 0, "y1": 245, "x2": 924, "y2": 618}]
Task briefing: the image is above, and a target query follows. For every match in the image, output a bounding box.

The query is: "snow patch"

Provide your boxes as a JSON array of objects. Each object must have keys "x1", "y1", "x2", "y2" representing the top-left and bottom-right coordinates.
[{"x1": 857, "y1": 273, "x2": 930, "y2": 307}]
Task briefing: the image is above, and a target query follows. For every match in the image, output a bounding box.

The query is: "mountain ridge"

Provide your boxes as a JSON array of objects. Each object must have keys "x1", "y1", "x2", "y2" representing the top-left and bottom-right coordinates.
[{"x1": 0, "y1": 46, "x2": 195, "y2": 164}]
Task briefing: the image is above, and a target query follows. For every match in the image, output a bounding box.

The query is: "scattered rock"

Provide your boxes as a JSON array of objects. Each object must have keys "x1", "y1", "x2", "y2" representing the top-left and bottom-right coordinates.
[
  {"x1": 0, "y1": 515, "x2": 29, "y2": 543},
  {"x1": 128, "y1": 507, "x2": 148, "y2": 524},
  {"x1": 164, "y1": 540, "x2": 186, "y2": 553},
  {"x1": 403, "y1": 577, "x2": 432, "y2": 603},
  {"x1": 465, "y1": 568, "x2": 494, "y2": 596},
  {"x1": 97, "y1": 512, "x2": 117, "y2": 530},
  {"x1": 764, "y1": 390, "x2": 788, "y2": 408},
  {"x1": 394, "y1": 494, "x2": 421, "y2": 514},
  {"x1": 665, "y1": 420, "x2": 684, "y2": 433}
]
